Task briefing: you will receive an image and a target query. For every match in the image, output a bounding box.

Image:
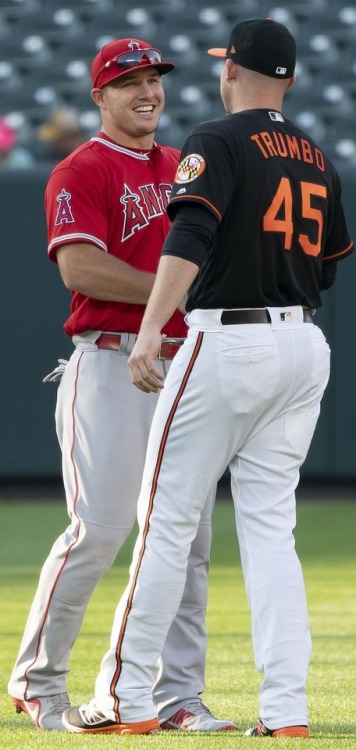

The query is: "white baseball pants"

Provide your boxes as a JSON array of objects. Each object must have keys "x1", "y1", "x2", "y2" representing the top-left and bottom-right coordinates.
[
  {"x1": 8, "y1": 331, "x2": 215, "y2": 721},
  {"x1": 92, "y1": 308, "x2": 330, "y2": 729}
]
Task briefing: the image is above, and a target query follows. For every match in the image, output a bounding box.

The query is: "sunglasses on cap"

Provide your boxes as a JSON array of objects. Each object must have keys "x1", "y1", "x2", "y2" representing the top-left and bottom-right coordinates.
[
  {"x1": 94, "y1": 48, "x2": 163, "y2": 86},
  {"x1": 113, "y1": 48, "x2": 162, "y2": 67}
]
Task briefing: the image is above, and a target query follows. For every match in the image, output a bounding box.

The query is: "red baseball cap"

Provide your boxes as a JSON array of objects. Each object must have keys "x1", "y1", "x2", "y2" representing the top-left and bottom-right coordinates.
[{"x1": 91, "y1": 38, "x2": 175, "y2": 89}]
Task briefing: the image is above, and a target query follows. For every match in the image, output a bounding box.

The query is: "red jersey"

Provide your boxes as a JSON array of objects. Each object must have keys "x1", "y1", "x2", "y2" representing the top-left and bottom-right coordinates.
[{"x1": 45, "y1": 132, "x2": 187, "y2": 338}]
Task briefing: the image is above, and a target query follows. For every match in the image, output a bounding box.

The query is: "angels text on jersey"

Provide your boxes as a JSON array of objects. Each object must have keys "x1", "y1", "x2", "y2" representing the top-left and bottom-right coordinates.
[{"x1": 55, "y1": 181, "x2": 172, "y2": 242}]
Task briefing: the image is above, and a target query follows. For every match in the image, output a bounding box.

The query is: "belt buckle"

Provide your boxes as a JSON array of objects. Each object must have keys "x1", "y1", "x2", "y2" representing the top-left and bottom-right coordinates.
[{"x1": 158, "y1": 337, "x2": 185, "y2": 361}]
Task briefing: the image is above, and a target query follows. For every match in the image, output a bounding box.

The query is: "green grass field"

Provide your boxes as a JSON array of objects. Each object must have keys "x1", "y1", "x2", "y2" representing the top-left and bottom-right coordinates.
[{"x1": 1, "y1": 495, "x2": 355, "y2": 749}]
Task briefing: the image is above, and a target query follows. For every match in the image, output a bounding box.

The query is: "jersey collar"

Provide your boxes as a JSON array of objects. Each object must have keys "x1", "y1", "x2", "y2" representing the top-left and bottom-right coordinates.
[{"x1": 90, "y1": 133, "x2": 160, "y2": 160}]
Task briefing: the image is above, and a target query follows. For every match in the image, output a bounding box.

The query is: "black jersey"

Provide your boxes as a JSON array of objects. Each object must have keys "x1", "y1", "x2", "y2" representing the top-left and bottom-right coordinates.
[{"x1": 166, "y1": 109, "x2": 353, "y2": 311}]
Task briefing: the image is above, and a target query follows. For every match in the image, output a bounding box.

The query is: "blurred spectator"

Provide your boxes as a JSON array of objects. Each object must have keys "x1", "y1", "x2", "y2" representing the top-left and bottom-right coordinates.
[
  {"x1": 0, "y1": 118, "x2": 35, "y2": 168},
  {"x1": 34, "y1": 107, "x2": 85, "y2": 164}
]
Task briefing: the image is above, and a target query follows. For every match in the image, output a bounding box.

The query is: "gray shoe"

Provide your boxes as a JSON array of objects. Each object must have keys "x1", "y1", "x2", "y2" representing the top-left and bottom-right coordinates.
[
  {"x1": 160, "y1": 700, "x2": 237, "y2": 731},
  {"x1": 11, "y1": 693, "x2": 71, "y2": 730}
]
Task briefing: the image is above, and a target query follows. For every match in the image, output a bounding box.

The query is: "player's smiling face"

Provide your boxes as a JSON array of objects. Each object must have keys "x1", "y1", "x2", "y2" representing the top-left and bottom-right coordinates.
[{"x1": 92, "y1": 68, "x2": 165, "y2": 148}]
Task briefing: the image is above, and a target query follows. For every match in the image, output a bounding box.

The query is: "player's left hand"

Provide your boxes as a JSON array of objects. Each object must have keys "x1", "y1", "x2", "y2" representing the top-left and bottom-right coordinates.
[{"x1": 128, "y1": 329, "x2": 165, "y2": 393}]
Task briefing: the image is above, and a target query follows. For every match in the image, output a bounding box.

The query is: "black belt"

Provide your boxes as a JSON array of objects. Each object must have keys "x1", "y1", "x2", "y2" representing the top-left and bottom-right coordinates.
[{"x1": 220, "y1": 308, "x2": 313, "y2": 325}]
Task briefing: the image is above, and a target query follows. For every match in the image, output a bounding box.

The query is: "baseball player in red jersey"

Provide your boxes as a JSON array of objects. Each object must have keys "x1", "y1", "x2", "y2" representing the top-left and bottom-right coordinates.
[
  {"x1": 8, "y1": 37, "x2": 236, "y2": 734},
  {"x1": 61, "y1": 19, "x2": 354, "y2": 737}
]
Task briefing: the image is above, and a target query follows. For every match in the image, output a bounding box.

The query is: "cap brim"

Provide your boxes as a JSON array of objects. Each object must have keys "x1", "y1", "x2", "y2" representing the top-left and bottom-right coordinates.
[
  {"x1": 207, "y1": 48, "x2": 227, "y2": 57},
  {"x1": 149, "y1": 62, "x2": 175, "y2": 74}
]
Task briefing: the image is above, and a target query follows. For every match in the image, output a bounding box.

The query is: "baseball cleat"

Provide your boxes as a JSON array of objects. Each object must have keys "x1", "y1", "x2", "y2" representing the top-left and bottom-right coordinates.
[
  {"x1": 160, "y1": 700, "x2": 237, "y2": 731},
  {"x1": 11, "y1": 693, "x2": 71, "y2": 730},
  {"x1": 62, "y1": 700, "x2": 159, "y2": 734},
  {"x1": 245, "y1": 719, "x2": 309, "y2": 738}
]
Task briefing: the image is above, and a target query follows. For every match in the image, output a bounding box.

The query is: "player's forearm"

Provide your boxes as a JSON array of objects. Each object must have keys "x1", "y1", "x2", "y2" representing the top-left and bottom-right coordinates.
[
  {"x1": 79, "y1": 261, "x2": 156, "y2": 303},
  {"x1": 139, "y1": 255, "x2": 199, "y2": 334},
  {"x1": 128, "y1": 256, "x2": 199, "y2": 393},
  {"x1": 56, "y1": 243, "x2": 155, "y2": 303}
]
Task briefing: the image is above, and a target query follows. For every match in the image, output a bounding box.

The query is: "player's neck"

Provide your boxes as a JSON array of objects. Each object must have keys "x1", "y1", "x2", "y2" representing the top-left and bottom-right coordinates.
[
  {"x1": 230, "y1": 90, "x2": 284, "y2": 114},
  {"x1": 101, "y1": 125, "x2": 155, "y2": 151}
]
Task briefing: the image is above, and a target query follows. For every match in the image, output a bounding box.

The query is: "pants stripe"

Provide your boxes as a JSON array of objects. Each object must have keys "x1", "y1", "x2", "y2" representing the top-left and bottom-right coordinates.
[
  {"x1": 24, "y1": 353, "x2": 83, "y2": 699},
  {"x1": 110, "y1": 333, "x2": 204, "y2": 721}
]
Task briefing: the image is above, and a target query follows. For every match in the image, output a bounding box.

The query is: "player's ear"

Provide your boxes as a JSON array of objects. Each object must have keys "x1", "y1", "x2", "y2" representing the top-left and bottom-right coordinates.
[
  {"x1": 286, "y1": 74, "x2": 296, "y2": 92},
  {"x1": 91, "y1": 88, "x2": 104, "y2": 107},
  {"x1": 225, "y1": 58, "x2": 238, "y2": 81}
]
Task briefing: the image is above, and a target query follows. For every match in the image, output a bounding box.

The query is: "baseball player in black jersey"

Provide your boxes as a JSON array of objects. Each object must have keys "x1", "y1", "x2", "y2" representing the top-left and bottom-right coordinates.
[{"x1": 63, "y1": 18, "x2": 354, "y2": 737}]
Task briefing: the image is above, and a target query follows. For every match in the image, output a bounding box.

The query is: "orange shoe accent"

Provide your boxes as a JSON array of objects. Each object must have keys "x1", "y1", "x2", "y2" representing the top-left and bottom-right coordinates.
[
  {"x1": 272, "y1": 725, "x2": 309, "y2": 738},
  {"x1": 76, "y1": 718, "x2": 160, "y2": 735},
  {"x1": 11, "y1": 697, "x2": 42, "y2": 730},
  {"x1": 115, "y1": 718, "x2": 159, "y2": 735}
]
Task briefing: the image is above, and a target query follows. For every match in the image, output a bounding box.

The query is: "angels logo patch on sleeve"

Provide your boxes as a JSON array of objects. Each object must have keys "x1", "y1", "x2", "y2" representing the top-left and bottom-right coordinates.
[
  {"x1": 175, "y1": 154, "x2": 206, "y2": 184},
  {"x1": 55, "y1": 188, "x2": 75, "y2": 225}
]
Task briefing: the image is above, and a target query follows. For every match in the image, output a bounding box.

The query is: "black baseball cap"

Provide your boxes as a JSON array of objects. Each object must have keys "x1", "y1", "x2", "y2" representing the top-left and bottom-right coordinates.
[{"x1": 208, "y1": 17, "x2": 296, "y2": 79}]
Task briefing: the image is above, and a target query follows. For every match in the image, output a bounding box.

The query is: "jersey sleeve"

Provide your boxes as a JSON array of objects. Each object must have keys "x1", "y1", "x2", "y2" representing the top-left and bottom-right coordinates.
[
  {"x1": 162, "y1": 204, "x2": 218, "y2": 265},
  {"x1": 45, "y1": 162, "x2": 109, "y2": 262},
  {"x1": 167, "y1": 125, "x2": 237, "y2": 223}
]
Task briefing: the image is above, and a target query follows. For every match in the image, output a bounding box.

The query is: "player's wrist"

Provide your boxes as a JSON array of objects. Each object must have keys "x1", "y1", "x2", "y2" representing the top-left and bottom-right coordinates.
[{"x1": 139, "y1": 320, "x2": 162, "y2": 337}]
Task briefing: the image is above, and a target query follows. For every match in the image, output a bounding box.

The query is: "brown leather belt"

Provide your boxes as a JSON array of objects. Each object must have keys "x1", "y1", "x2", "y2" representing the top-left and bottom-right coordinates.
[
  {"x1": 220, "y1": 308, "x2": 313, "y2": 325},
  {"x1": 96, "y1": 333, "x2": 185, "y2": 360}
]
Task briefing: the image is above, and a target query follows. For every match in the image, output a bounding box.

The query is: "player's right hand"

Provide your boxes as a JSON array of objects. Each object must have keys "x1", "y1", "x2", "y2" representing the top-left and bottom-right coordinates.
[{"x1": 128, "y1": 329, "x2": 165, "y2": 393}]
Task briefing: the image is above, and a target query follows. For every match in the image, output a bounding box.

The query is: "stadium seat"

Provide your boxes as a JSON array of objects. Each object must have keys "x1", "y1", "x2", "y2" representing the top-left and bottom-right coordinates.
[
  {"x1": 156, "y1": 110, "x2": 187, "y2": 149},
  {"x1": 15, "y1": 8, "x2": 86, "y2": 43},
  {"x1": 278, "y1": 0, "x2": 329, "y2": 22},
  {"x1": 25, "y1": 60, "x2": 91, "y2": 102},
  {"x1": 0, "y1": 87, "x2": 56, "y2": 137},
  {"x1": 0, "y1": 0, "x2": 40, "y2": 19},
  {"x1": 0, "y1": 59, "x2": 24, "y2": 92},
  {"x1": 83, "y1": 7, "x2": 157, "y2": 43},
  {"x1": 295, "y1": 31, "x2": 341, "y2": 74},
  {"x1": 0, "y1": 10, "x2": 13, "y2": 37},
  {"x1": 306, "y1": 6, "x2": 356, "y2": 52},
  {"x1": 0, "y1": 86, "x2": 40, "y2": 115},
  {"x1": 51, "y1": 36, "x2": 100, "y2": 67},
  {"x1": 42, "y1": 0, "x2": 115, "y2": 18},
  {"x1": 59, "y1": 89, "x2": 93, "y2": 112},
  {"x1": 315, "y1": 58, "x2": 356, "y2": 87},
  {"x1": 0, "y1": 1, "x2": 355, "y2": 164},
  {"x1": 323, "y1": 126, "x2": 356, "y2": 165},
  {"x1": 0, "y1": 34, "x2": 53, "y2": 73},
  {"x1": 216, "y1": 0, "x2": 267, "y2": 20},
  {"x1": 160, "y1": 35, "x2": 201, "y2": 70},
  {"x1": 294, "y1": 110, "x2": 327, "y2": 143}
]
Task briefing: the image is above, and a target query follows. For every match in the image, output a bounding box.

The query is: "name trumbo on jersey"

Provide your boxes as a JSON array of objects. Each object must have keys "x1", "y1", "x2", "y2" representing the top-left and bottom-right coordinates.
[{"x1": 251, "y1": 131, "x2": 325, "y2": 172}]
